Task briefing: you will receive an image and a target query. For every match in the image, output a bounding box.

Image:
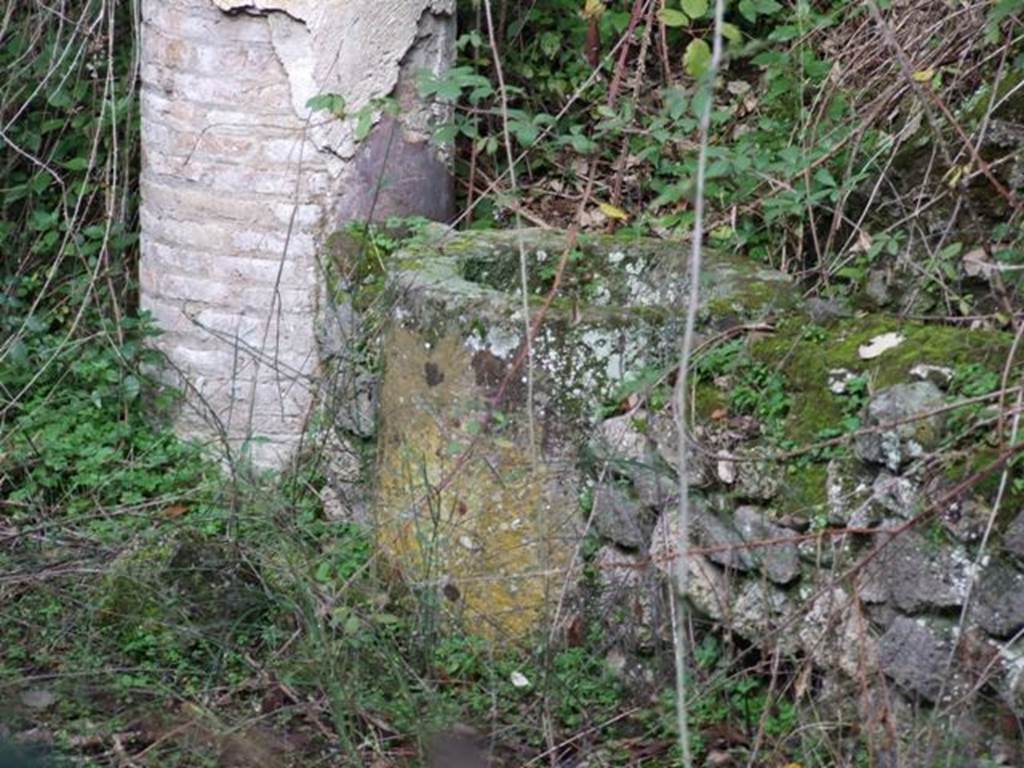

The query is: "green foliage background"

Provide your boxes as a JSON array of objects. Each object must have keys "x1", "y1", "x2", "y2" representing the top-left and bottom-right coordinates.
[{"x1": 1, "y1": 0, "x2": 1023, "y2": 765}]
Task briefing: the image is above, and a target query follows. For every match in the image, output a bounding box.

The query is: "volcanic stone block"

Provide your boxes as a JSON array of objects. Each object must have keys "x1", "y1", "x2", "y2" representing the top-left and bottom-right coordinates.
[{"x1": 374, "y1": 227, "x2": 795, "y2": 639}]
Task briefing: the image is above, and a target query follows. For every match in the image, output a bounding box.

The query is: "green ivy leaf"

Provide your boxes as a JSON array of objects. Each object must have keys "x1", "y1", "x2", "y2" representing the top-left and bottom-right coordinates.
[
  {"x1": 813, "y1": 168, "x2": 837, "y2": 188},
  {"x1": 721, "y1": 22, "x2": 742, "y2": 43},
  {"x1": 680, "y1": 0, "x2": 708, "y2": 19},
  {"x1": 662, "y1": 86, "x2": 690, "y2": 120},
  {"x1": 355, "y1": 108, "x2": 374, "y2": 142},
  {"x1": 314, "y1": 561, "x2": 333, "y2": 582},
  {"x1": 122, "y1": 375, "x2": 140, "y2": 401},
  {"x1": 658, "y1": 8, "x2": 690, "y2": 26},
  {"x1": 62, "y1": 157, "x2": 90, "y2": 171},
  {"x1": 305, "y1": 93, "x2": 346, "y2": 117},
  {"x1": 684, "y1": 38, "x2": 712, "y2": 78}
]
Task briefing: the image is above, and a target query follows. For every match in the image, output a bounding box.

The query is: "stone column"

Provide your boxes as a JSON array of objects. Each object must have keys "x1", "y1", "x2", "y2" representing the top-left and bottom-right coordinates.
[{"x1": 138, "y1": 0, "x2": 455, "y2": 467}]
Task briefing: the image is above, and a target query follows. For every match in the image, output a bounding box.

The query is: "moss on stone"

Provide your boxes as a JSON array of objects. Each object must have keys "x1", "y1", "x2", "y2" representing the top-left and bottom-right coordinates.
[
  {"x1": 943, "y1": 446, "x2": 1024, "y2": 522},
  {"x1": 779, "y1": 462, "x2": 829, "y2": 518},
  {"x1": 694, "y1": 382, "x2": 727, "y2": 421},
  {"x1": 703, "y1": 273, "x2": 796, "y2": 324},
  {"x1": 374, "y1": 326, "x2": 580, "y2": 641},
  {"x1": 751, "y1": 315, "x2": 1012, "y2": 446}
]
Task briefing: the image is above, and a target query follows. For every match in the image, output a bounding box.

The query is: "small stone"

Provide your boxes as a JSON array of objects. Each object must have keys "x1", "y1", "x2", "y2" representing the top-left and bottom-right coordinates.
[
  {"x1": 591, "y1": 412, "x2": 648, "y2": 465},
  {"x1": 592, "y1": 413, "x2": 679, "y2": 509},
  {"x1": 828, "y1": 368, "x2": 858, "y2": 395},
  {"x1": 590, "y1": 482, "x2": 651, "y2": 550},
  {"x1": 731, "y1": 579, "x2": 793, "y2": 643},
  {"x1": 19, "y1": 689, "x2": 56, "y2": 711},
  {"x1": 871, "y1": 471, "x2": 920, "y2": 519},
  {"x1": 705, "y1": 749, "x2": 735, "y2": 767},
  {"x1": 878, "y1": 617, "x2": 954, "y2": 702},
  {"x1": 797, "y1": 587, "x2": 876, "y2": 677},
  {"x1": 733, "y1": 506, "x2": 801, "y2": 584},
  {"x1": 716, "y1": 453, "x2": 737, "y2": 485},
  {"x1": 628, "y1": 459, "x2": 678, "y2": 510},
  {"x1": 333, "y1": 373, "x2": 378, "y2": 438},
  {"x1": 910, "y1": 363, "x2": 954, "y2": 388},
  {"x1": 826, "y1": 458, "x2": 879, "y2": 527},
  {"x1": 854, "y1": 382, "x2": 946, "y2": 470},
  {"x1": 806, "y1": 296, "x2": 852, "y2": 323},
  {"x1": 592, "y1": 545, "x2": 661, "y2": 648},
  {"x1": 962, "y1": 247, "x2": 996, "y2": 279},
  {"x1": 1003, "y1": 510, "x2": 1024, "y2": 560},
  {"x1": 692, "y1": 505, "x2": 753, "y2": 572},
  {"x1": 734, "y1": 459, "x2": 780, "y2": 502},
  {"x1": 650, "y1": 515, "x2": 730, "y2": 621},
  {"x1": 648, "y1": 414, "x2": 713, "y2": 488},
  {"x1": 940, "y1": 497, "x2": 990, "y2": 543},
  {"x1": 865, "y1": 269, "x2": 892, "y2": 307},
  {"x1": 999, "y1": 640, "x2": 1024, "y2": 717},
  {"x1": 319, "y1": 299, "x2": 358, "y2": 358},
  {"x1": 970, "y1": 561, "x2": 1024, "y2": 638}
]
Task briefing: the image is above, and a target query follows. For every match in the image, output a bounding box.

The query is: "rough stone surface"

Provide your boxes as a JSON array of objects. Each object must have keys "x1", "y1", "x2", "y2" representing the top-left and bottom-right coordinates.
[
  {"x1": 649, "y1": 509, "x2": 792, "y2": 644},
  {"x1": 826, "y1": 458, "x2": 879, "y2": 527},
  {"x1": 865, "y1": 269, "x2": 892, "y2": 307},
  {"x1": 860, "y1": 528, "x2": 970, "y2": 612},
  {"x1": 733, "y1": 506, "x2": 801, "y2": 584},
  {"x1": 806, "y1": 296, "x2": 852, "y2": 323},
  {"x1": 939, "y1": 496, "x2": 990, "y2": 543},
  {"x1": 238, "y1": 219, "x2": 1021, "y2": 729},
  {"x1": 591, "y1": 413, "x2": 648, "y2": 466},
  {"x1": 647, "y1": 413, "x2": 715, "y2": 490},
  {"x1": 319, "y1": 431, "x2": 371, "y2": 525},
  {"x1": 590, "y1": 482, "x2": 650, "y2": 550},
  {"x1": 1004, "y1": 510, "x2": 1024, "y2": 560},
  {"x1": 730, "y1": 580, "x2": 793, "y2": 642},
  {"x1": 592, "y1": 546, "x2": 662, "y2": 649},
  {"x1": 18, "y1": 689, "x2": 57, "y2": 712},
  {"x1": 375, "y1": 326, "x2": 581, "y2": 640},
  {"x1": 970, "y1": 561, "x2": 1024, "y2": 638},
  {"x1": 692, "y1": 505, "x2": 753, "y2": 572},
  {"x1": 878, "y1": 617, "x2": 954, "y2": 702},
  {"x1": 797, "y1": 587, "x2": 877, "y2": 678},
  {"x1": 733, "y1": 460, "x2": 780, "y2": 502},
  {"x1": 999, "y1": 640, "x2": 1024, "y2": 716},
  {"x1": 627, "y1": 460, "x2": 678, "y2": 510},
  {"x1": 590, "y1": 414, "x2": 678, "y2": 509},
  {"x1": 140, "y1": 0, "x2": 455, "y2": 466},
  {"x1": 871, "y1": 471, "x2": 920, "y2": 519},
  {"x1": 854, "y1": 382, "x2": 946, "y2": 470},
  {"x1": 649, "y1": 513, "x2": 732, "y2": 621}
]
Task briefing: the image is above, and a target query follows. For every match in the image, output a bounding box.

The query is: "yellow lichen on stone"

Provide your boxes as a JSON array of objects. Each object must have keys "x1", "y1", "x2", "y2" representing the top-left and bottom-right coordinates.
[{"x1": 375, "y1": 326, "x2": 578, "y2": 641}]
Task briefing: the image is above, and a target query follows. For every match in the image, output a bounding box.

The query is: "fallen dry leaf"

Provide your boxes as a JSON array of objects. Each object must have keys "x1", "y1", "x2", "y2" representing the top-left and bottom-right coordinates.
[
  {"x1": 858, "y1": 332, "x2": 904, "y2": 360},
  {"x1": 162, "y1": 504, "x2": 189, "y2": 519},
  {"x1": 598, "y1": 202, "x2": 630, "y2": 221}
]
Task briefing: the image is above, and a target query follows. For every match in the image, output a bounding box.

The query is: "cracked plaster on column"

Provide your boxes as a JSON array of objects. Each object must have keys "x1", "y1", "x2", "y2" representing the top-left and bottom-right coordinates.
[{"x1": 211, "y1": 0, "x2": 455, "y2": 169}]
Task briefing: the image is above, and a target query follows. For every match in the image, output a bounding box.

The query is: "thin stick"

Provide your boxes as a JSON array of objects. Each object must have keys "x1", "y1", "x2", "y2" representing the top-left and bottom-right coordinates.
[
  {"x1": 482, "y1": 0, "x2": 537, "y2": 466},
  {"x1": 671, "y1": 1, "x2": 726, "y2": 764}
]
